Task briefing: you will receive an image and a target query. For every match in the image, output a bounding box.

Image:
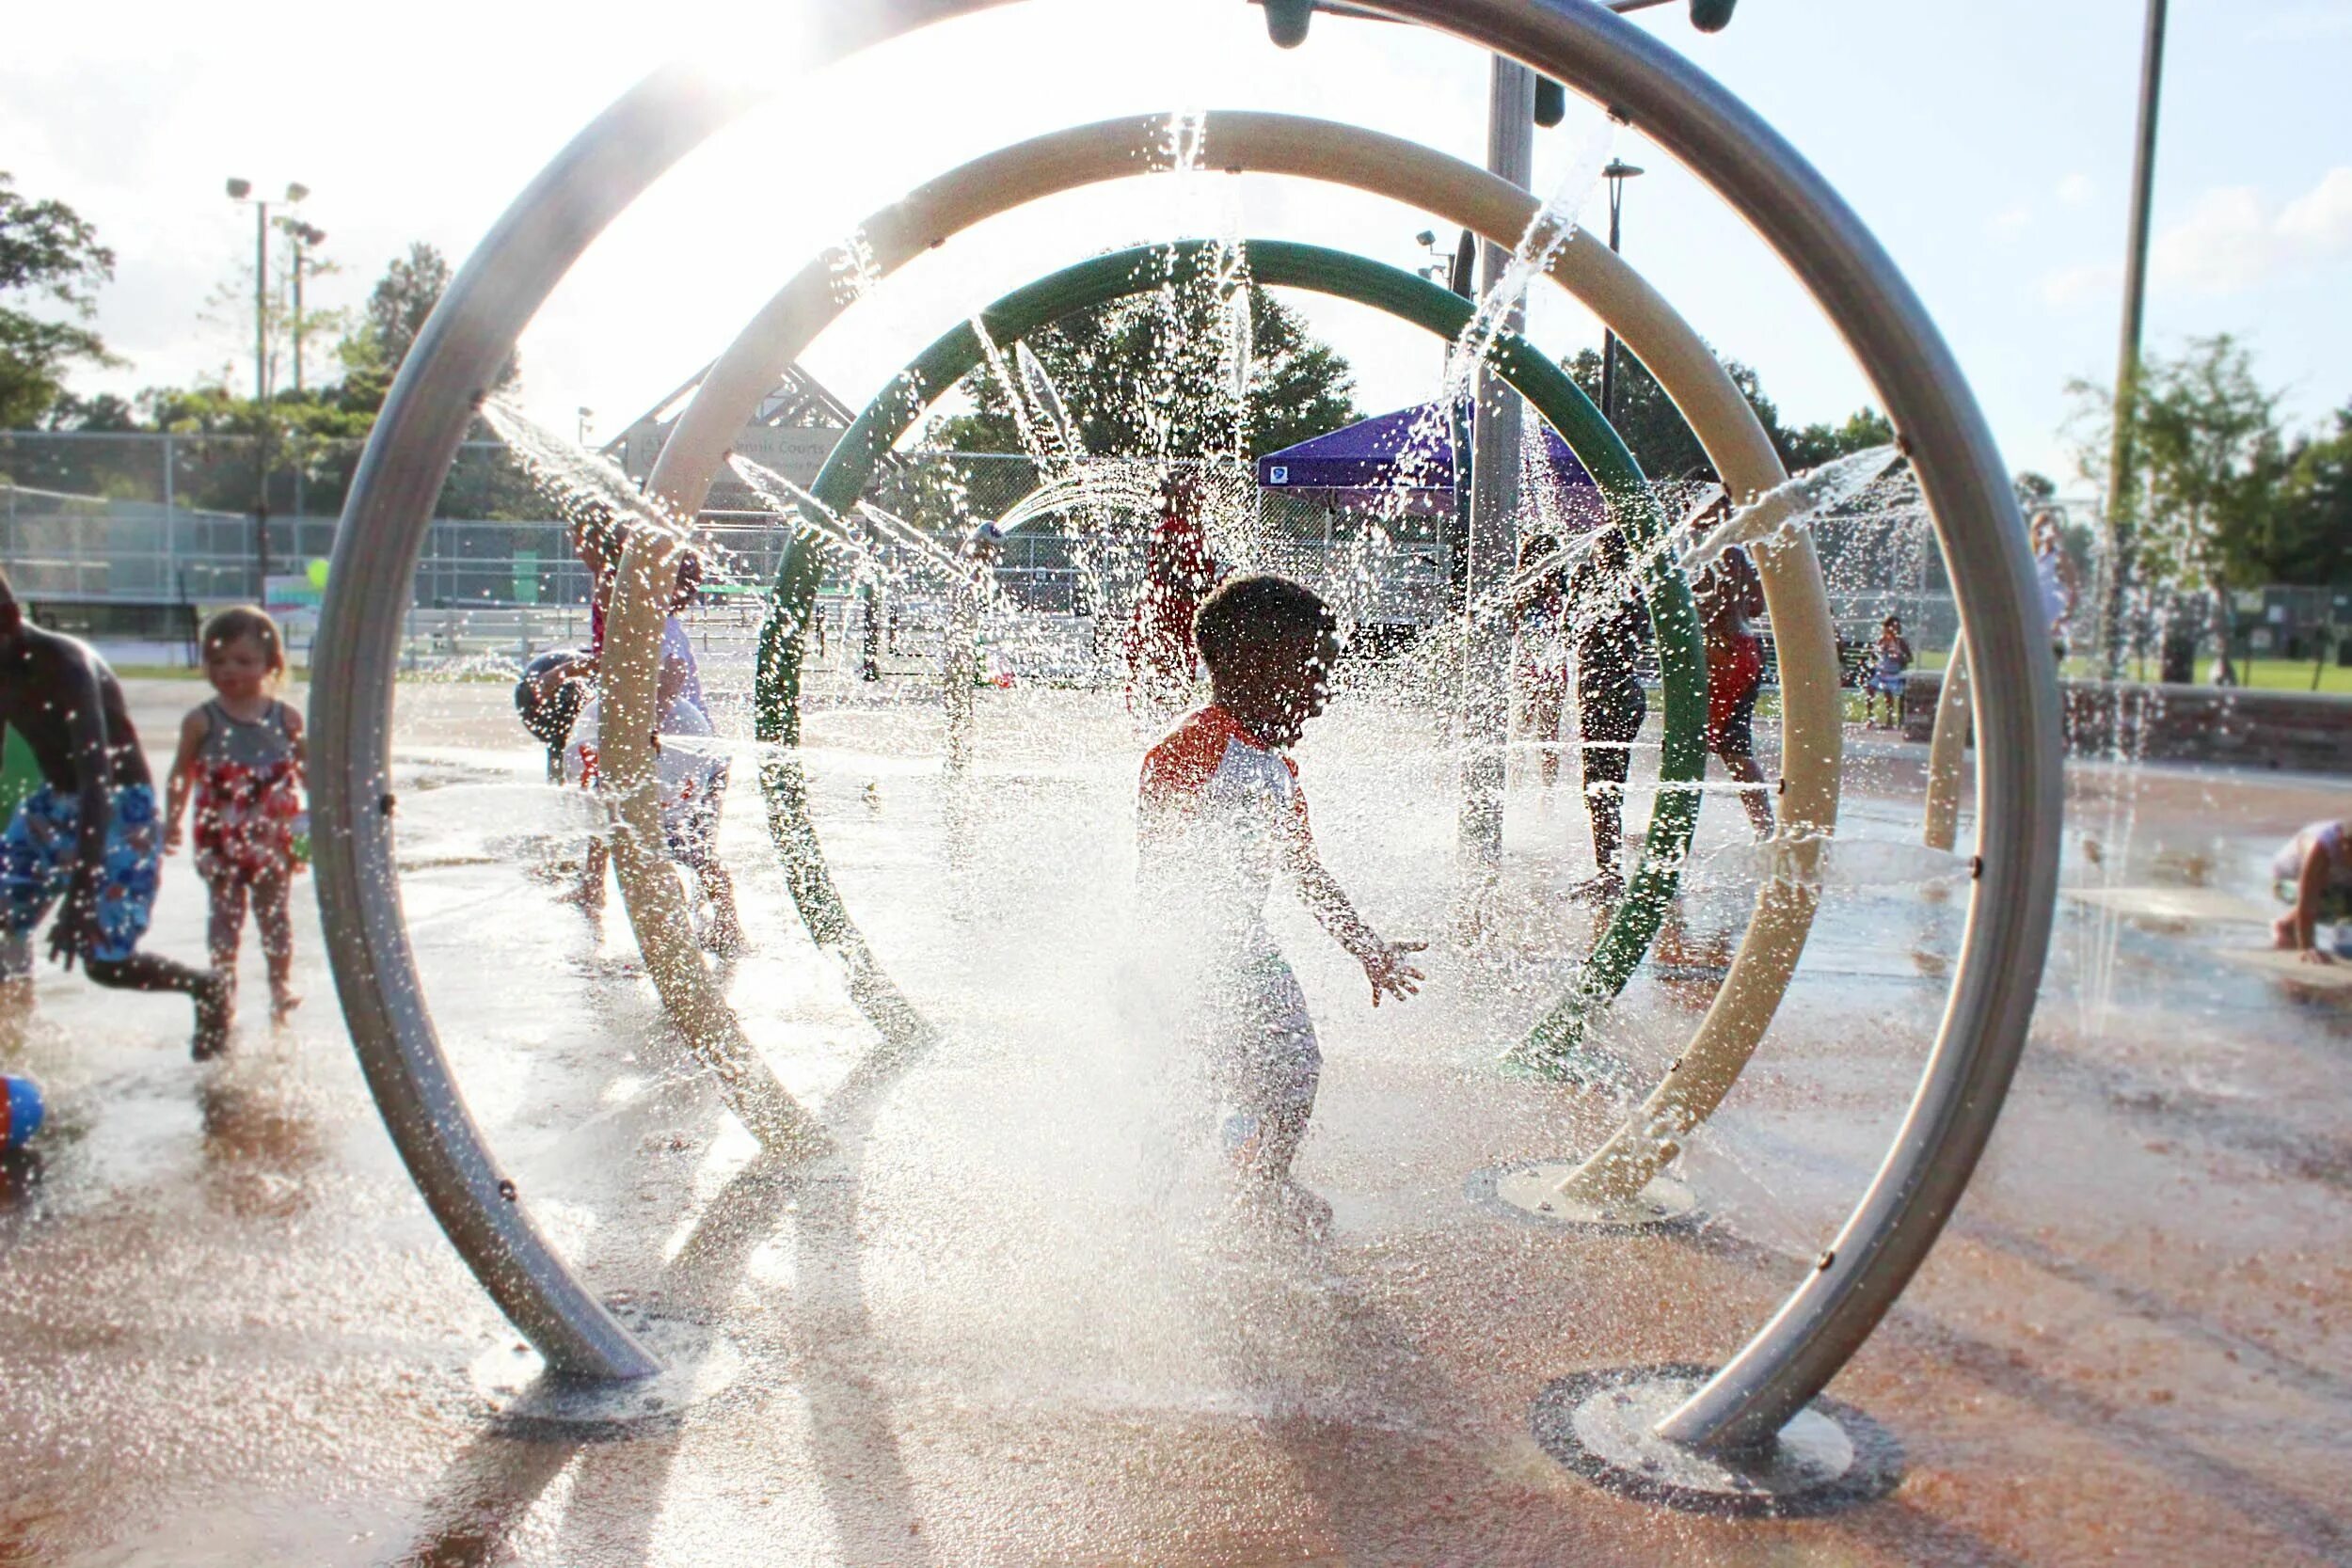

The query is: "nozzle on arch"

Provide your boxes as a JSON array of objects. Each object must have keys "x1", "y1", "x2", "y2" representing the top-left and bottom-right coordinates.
[
  {"x1": 1534, "y1": 76, "x2": 1567, "y2": 128},
  {"x1": 1691, "y1": 0, "x2": 1738, "y2": 31},
  {"x1": 1263, "y1": 0, "x2": 1313, "y2": 48}
]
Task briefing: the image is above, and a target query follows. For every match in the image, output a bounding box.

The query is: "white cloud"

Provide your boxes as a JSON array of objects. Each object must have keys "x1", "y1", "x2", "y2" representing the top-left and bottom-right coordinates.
[
  {"x1": 2151, "y1": 166, "x2": 2352, "y2": 293},
  {"x1": 2056, "y1": 173, "x2": 2094, "y2": 206},
  {"x1": 2249, "y1": 1, "x2": 2352, "y2": 42},
  {"x1": 1989, "y1": 204, "x2": 2033, "y2": 241},
  {"x1": 2278, "y1": 166, "x2": 2352, "y2": 246},
  {"x1": 2039, "y1": 262, "x2": 2115, "y2": 308}
]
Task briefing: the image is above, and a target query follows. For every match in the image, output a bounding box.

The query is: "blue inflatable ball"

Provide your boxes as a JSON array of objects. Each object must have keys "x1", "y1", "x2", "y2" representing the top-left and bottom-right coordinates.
[{"x1": 1, "y1": 1074, "x2": 42, "y2": 1152}]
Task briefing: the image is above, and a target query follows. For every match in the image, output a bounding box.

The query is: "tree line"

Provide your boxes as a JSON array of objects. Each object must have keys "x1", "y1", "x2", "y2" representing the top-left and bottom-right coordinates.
[{"x1": 15, "y1": 165, "x2": 2330, "y2": 602}]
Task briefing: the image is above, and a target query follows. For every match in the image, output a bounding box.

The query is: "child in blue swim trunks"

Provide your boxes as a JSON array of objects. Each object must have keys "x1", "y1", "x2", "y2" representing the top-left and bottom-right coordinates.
[{"x1": 0, "y1": 567, "x2": 230, "y2": 1056}]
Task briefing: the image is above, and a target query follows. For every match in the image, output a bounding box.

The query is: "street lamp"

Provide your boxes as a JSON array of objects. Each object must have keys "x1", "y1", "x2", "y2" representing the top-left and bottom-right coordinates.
[
  {"x1": 1597, "y1": 159, "x2": 1644, "y2": 422},
  {"x1": 225, "y1": 178, "x2": 310, "y2": 594},
  {"x1": 1414, "y1": 228, "x2": 1475, "y2": 300},
  {"x1": 275, "y1": 218, "x2": 327, "y2": 394},
  {"x1": 577, "y1": 407, "x2": 596, "y2": 447}
]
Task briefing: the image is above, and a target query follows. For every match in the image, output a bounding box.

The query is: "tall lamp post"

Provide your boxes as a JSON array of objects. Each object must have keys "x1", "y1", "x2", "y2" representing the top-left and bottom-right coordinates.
[
  {"x1": 277, "y1": 217, "x2": 327, "y2": 395},
  {"x1": 2095, "y1": 0, "x2": 2169, "y2": 680},
  {"x1": 225, "y1": 178, "x2": 310, "y2": 596},
  {"x1": 1597, "y1": 159, "x2": 1644, "y2": 422}
]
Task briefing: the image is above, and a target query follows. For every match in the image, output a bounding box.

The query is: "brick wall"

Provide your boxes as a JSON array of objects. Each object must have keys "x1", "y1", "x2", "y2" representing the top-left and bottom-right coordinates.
[{"x1": 1900, "y1": 672, "x2": 2352, "y2": 776}]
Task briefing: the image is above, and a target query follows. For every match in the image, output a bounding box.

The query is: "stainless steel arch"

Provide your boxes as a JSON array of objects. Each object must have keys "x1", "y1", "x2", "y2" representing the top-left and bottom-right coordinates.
[
  {"x1": 614, "y1": 108, "x2": 1841, "y2": 1214},
  {"x1": 312, "y1": 0, "x2": 2059, "y2": 1456}
]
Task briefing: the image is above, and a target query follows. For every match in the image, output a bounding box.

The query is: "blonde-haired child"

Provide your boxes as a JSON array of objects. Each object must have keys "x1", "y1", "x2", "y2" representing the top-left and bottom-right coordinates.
[{"x1": 165, "y1": 607, "x2": 307, "y2": 1022}]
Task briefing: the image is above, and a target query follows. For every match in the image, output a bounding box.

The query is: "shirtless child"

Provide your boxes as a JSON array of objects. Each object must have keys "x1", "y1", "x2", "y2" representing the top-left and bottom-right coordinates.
[
  {"x1": 1692, "y1": 541, "x2": 1776, "y2": 839},
  {"x1": 0, "y1": 567, "x2": 230, "y2": 1056},
  {"x1": 1136, "y1": 575, "x2": 1423, "y2": 1233}
]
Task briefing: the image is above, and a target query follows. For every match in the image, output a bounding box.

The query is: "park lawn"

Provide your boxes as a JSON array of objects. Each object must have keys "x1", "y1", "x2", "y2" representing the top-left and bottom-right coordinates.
[{"x1": 1908, "y1": 646, "x2": 2352, "y2": 695}]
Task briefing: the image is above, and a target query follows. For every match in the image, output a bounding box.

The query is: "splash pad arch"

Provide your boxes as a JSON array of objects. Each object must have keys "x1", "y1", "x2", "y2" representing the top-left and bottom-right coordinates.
[{"x1": 311, "y1": 0, "x2": 2060, "y2": 1513}]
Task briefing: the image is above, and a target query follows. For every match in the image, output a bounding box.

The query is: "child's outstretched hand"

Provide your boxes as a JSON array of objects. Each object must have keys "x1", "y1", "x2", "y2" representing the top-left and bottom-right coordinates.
[{"x1": 1359, "y1": 938, "x2": 1426, "y2": 1006}]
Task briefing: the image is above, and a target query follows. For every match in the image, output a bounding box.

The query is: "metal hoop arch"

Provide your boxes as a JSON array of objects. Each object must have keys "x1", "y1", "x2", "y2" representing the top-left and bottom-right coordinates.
[
  {"x1": 312, "y1": 0, "x2": 2059, "y2": 1456},
  {"x1": 621, "y1": 107, "x2": 1847, "y2": 1211}
]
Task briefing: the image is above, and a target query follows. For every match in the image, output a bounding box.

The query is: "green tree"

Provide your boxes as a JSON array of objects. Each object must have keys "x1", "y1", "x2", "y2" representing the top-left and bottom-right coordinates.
[
  {"x1": 2074, "y1": 335, "x2": 2284, "y2": 683},
  {"x1": 1561, "y1": 346, "x2": 1890, "y2": 483},
  {"x1": 1780, "y1": 406, "x2": 1896, "y2": 472},
  {"x1": 0, "y1": 172, "x2": 119, "y2": 427},
  {"x1": 338, "y1": 242, "x2": 517, "y2": 415},
  {"x1": 932, "y1": 261, "x2": 1355, "y2": 460},
  {"x1": 2270, "y1": 407, "x2": 2352, "y2": 586}
]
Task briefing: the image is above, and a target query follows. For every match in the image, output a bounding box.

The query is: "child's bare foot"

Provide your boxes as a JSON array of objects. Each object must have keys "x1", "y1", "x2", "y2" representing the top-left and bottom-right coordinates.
[
  {"x1": 192, "y1": 975, "x2": 233, "y2": 1061},
  {"x1": 557, "y1": 882, "x2": 604, "y2": 913},
  {"x1": 270, "y1": 989, "x2": 302, "y2": 1025},
  {"x1": 2272, "y1": 913, "x2": 2299, "y2": 951}
]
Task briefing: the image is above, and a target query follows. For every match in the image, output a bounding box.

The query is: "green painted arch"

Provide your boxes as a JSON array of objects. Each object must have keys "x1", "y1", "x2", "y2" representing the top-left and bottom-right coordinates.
[{"x1": 755, "y1": 238, "x2": 1708, "y2": 1073}]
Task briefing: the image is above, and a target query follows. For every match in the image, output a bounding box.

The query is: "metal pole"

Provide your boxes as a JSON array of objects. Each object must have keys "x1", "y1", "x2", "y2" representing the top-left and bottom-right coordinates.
[
  {"x1": 253, "y1": 203, "x2": 273, "y2": 598},
  {"x1": 1460, "y1": 53, "x2": 1536, "y2": 870},
  {"x1": 2095, "y1": 0, "x2": 2168, "y2": 681},
  {"x1": 1600, "y1": 174, "x2": 1623, "y2": 420},
  {"x1": 292, "y1": 232, "x2": 306, "y2": 395}
]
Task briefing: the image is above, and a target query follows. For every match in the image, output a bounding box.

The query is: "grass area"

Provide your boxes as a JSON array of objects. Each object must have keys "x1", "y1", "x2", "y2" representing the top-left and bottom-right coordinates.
[{"x1": 1912, "y1": 646, "x2": 2352, "y2": 695}]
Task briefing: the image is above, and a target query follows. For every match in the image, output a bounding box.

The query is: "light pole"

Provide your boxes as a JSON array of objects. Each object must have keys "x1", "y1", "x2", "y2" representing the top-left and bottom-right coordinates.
[
  {"x1": 225, "y1": 178, "x2": 310, "y2": 594},
  {"x1": 577, "y1": 407, "x2": 596, "y2": 448},
  {"x1": 1598, "y1": 160, "x2": 1644, "y2": 423},
  {"x1": 276, "y1": 217, "x2": 327, "y2": 394},
  {"x1": 2096, "y1": 0, "x2": 2169, "y2": 681}
]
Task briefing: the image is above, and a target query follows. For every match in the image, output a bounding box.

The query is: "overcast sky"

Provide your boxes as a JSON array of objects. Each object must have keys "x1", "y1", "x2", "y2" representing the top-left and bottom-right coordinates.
[{"x1": 6, "y1": 0, "x2": 2348, "y2": 484}]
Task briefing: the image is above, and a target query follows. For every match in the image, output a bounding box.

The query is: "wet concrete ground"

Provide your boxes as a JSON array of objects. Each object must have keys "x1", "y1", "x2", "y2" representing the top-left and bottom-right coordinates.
[{"x1": 2, "y1": 675, "x2": 2348, "y2": 1566}]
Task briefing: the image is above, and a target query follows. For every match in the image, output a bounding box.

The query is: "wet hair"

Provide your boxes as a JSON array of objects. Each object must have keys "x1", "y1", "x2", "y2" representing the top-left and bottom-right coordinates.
[
  {"x1": 516, "y1": 648, "x2": 586, "y2": 748},
  {"x1": 670, "y1": 549, "x2": 704, "y2": 612},
  {"x1": 1193, "y1": 574, "x2": 1336, "y2": 678},
  {"x1": 1518, "y1": 532, "x2": 1561, "y2": 568},
  {"x1": 200, "y1": 605, "x2": 286, "y2": 674},
  {"x1": 1882, "y1": 614, "x2": 1903, "y2": 631}
]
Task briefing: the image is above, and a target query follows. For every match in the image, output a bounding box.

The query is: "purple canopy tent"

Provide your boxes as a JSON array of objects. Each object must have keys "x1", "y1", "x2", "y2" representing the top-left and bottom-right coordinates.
[{"x1": 1255, "y1": 402, "x2": 1602, "y2": 522}]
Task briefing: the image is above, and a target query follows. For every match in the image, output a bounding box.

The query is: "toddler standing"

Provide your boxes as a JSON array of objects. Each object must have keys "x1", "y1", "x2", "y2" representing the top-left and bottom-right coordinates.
[{"x1": 165, "y1": 608, "x2": 307, "y2": 1022}]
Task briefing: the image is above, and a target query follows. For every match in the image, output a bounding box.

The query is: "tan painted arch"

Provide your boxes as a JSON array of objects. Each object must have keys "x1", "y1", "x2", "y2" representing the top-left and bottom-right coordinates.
[{"x1": 598, "y1": 111, "x2": 1843, "y2": 1201}]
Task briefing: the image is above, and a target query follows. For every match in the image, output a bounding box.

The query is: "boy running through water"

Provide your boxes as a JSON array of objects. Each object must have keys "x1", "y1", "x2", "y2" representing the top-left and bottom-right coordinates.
[
  {"x1": 1136, "y1": 575, "x2": 1423, "y2": 1232},
  {"x1": 0, "y1": 568, "x2": 230, "y2": 1055}
]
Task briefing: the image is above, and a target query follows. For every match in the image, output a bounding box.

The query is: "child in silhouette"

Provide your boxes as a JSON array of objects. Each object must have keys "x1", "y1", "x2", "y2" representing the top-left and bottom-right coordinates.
[
  {"x1": 1136, "y1": 574, "x2": 1423, "y2": 1232},
  {"x1": 0, "y1": 567, "x2": 230, "y2": 1055},
  {"x1": 1865, "y1": 614, "x2": 1913, "y2": 730},
  {"x1": 165, "y1": 607, "x2": 307, "y2": 1022}
]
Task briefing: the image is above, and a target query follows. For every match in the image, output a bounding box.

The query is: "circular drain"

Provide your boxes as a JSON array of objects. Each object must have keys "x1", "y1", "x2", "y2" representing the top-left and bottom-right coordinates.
[
  {"x1": 1533, "y1": 1363, "x2": 1901, "y2": 1517},
  {"x1": 1468, "y1": 1162, "x2": 1700, "y2": 1233},
  {"x1": 470, "y1": 1307, "x2": 741, "y2": 1433}
]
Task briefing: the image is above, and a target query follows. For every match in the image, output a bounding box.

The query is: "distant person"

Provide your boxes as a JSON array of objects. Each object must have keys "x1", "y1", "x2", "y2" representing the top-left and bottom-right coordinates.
[
  {"x1": 2269, "y1": 818, "x2": 2352, "y2": 963},
  {"x1": 516, "y1": 648, "x2": 593, "y2": 782},
  {"x1": 163, "y1": 608, "x2": 308, "y2": 1024},
  {"x1": 1567, "y1": 525, "x2": 1649, "y2": 903},
  {"x1": 1512, "y1": 531, "x2": 1572, "y2": 793},
  {"x1": 1692, "y1": 537, "x2": 1776, "y2": 839},
  {"x1": 1136, "y1": 575, "x2": 1423, "y2": 1235},
  {"x1": 560, "y1": 551, "x2": 741, "y2": 954},
  {"x1": 1124, "y1": 474, "x2": 1222, "y2": 720},
  {"x1": 945, "y1": 522, "x2": 1006, "y2": 773},
  {"x1": 0, "y1": 566, "x2": 230, "y2": 1056},
  {"x1": 2031, "y1": 509, "x2": 2078, "y2": 667},
  {"x1": 1865, "y1": 613, "x2": 1914, "y2": 730}
]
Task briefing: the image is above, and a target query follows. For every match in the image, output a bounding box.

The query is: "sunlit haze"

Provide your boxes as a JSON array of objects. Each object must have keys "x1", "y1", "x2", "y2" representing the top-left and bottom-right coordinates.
[{"x1": 7, "y1": 0, "x2": 2349, "y2": 478}]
